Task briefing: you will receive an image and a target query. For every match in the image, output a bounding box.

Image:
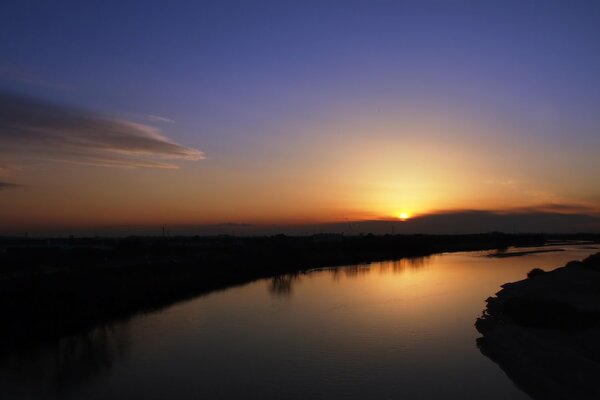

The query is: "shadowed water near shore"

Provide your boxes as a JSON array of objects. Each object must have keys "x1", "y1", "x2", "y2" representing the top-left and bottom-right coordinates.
[{"x1": 0, "y1": 325, "x2": 131, "y2": 396}]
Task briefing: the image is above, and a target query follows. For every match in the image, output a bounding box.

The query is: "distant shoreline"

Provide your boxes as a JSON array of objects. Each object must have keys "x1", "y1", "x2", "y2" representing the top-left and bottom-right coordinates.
[
  {"x1": 486, "y1": 248, "x2": 565, "y2": 258},
  {"x1": 1, "y1": 232, "x2": 599, "y2": 351}
]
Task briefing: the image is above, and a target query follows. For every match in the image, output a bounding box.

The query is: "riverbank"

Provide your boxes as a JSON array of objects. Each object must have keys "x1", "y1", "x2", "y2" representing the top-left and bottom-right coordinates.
[
  {"x1": 476, "y1": 251, "x2": 600, "y2": 400},
  {"x1": 1, "y1": 232, "x2": 598, "y2": 351}
]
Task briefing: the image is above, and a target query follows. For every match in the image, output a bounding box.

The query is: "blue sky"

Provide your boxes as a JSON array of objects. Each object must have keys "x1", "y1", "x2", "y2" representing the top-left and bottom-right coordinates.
[{"x1": 1, "y1": 1, "x2": 599, "y2": 233}]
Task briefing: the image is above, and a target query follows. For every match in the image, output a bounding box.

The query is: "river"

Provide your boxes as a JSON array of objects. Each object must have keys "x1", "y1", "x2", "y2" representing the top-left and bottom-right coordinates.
[{"x1": 1, "y1": 244, "x2": 597, "y2": 399}]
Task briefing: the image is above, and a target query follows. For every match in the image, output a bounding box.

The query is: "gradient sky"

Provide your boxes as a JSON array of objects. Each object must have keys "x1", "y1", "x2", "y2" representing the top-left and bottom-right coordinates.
[{"x1": 1, "y1": 1, "x2": 599, "y2": 234}]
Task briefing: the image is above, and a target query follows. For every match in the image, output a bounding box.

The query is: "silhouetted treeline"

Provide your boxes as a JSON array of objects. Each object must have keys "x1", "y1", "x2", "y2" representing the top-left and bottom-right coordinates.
[{"x1": 0, "y1": 232, "x2": 598, "y2": 349}]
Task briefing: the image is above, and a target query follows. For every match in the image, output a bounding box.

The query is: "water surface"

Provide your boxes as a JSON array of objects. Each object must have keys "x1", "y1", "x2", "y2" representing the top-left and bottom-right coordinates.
[{"x1": 1, "y1": 245, "x2": 597, "y2": 399}]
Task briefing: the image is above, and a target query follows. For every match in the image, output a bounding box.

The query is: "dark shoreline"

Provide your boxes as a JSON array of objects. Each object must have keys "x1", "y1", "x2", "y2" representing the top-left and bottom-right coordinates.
[
  {"x1": 476, "y1": 251, "x2": 600, "y2": 400},
  {"x1": 486, "y1": 248, "x2": 565, "y2": 258},
  {"x1": 1, "y1": 232, "x2": 598, "y2": 351}
]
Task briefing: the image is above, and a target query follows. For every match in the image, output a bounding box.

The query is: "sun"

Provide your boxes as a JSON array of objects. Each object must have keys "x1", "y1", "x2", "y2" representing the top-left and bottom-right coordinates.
[{"x1": 398, "y1": 212, "x2": 410, "y2": 221}]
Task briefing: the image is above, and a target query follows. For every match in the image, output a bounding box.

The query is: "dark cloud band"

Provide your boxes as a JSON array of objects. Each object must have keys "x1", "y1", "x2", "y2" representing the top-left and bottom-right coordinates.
[{"x1": 0, "y1": 181, "x2": 22, "y2": 189}]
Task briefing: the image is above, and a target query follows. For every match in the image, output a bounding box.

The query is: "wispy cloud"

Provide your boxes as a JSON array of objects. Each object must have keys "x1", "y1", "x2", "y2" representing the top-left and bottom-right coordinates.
[
  {"x1": 214, "y1": 223, "x2": 254, "y2": 227},
  {"x1": 429, "y1": 203, "x2": 600, "y2": 217},
  {"x1": 509, "y1": 203, "x2": 600, "y2": 216},
  {"x1": 0, "y1": 181, "x2": 22, "y2": 189},
  {"x1": 0, "y1": 92, "x2": 204, "y2": 169},
  {"x1": 483, "y1": 178, "x2": 598, "y2": 215},
  {"x1": 0, "y1": 163, "x2": 21, "y2": 176},
  {"x1": 146, "y1": 114, "x2": 176, "y2": 123}
]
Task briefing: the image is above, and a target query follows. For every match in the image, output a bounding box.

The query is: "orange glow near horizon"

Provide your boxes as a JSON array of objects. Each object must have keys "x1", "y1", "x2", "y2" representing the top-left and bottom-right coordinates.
[{"x1": 1, "y1": 108, "x2": 599, "y2": 234}]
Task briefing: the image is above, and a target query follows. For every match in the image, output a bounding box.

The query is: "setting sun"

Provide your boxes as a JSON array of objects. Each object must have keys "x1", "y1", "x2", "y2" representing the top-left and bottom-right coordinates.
[{"x1": 398, "y1": 212, "x2": 410, "y2": 221}]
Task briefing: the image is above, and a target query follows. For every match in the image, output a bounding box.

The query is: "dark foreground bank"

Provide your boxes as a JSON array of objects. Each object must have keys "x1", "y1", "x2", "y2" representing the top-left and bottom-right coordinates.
[
  {"x1": 1, "y1": 232, "x2": 597, "y2": 350},
  {"x1": 476, "y1": 251, "x2": 600, "y2": 400}
]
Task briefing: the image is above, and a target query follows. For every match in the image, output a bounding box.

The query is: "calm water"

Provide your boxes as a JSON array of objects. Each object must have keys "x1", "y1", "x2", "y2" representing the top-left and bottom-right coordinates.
[{"x1": 1, "y1": 245, "x2": 598, "y2": 399}]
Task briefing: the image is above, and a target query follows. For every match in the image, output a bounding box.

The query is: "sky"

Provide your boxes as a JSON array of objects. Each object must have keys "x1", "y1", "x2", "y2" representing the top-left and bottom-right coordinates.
[{"x1": 0, "y1": 0, "x2": 599, "y2": 235}]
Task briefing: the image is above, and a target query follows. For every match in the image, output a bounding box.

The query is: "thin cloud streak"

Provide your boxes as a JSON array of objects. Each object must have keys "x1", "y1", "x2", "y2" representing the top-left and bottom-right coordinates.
[
  {"x1": 0, "y1": 181, "x2": 22, "y2": 189},
  {"x1": 425, "y1": 203, "x2": 600, "y2": 218},
  {"x1": 0, "y1": 163, "x2": 21, "y2": 176},
  {"x1": 0, "y1": 92, "x2": 204, "y2": 169},
  {"x1": 146, "y1": 114, "x2": 176, "y2": 123},
  {"x1": 510, "y1": 203, "x2": 600, "y2": 216}
]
